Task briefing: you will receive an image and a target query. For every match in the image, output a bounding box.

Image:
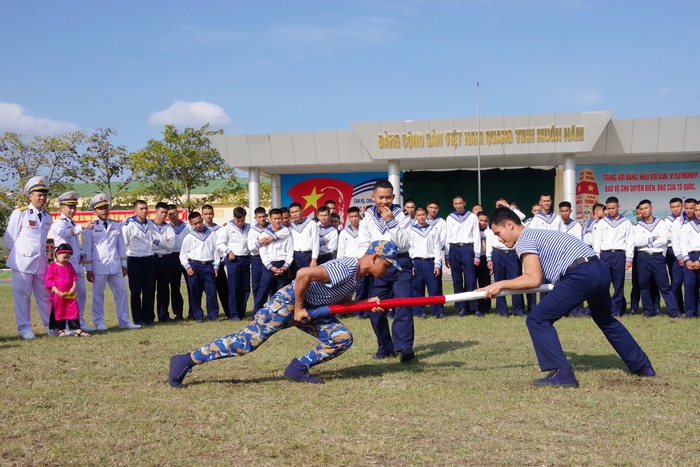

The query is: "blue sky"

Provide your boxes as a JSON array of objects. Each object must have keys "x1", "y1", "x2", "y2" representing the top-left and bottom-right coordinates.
[{"x1": 1, "y1": 0, "x2": 698, "y2": 153}]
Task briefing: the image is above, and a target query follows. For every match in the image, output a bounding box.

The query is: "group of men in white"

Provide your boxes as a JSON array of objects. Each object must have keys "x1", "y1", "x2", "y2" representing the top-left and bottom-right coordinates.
[{"x1": 6, "y1": 175, "x2": 700, "y2": 340}]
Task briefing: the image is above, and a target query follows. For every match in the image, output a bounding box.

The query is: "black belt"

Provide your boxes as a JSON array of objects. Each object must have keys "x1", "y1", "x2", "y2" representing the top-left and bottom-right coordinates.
[
  {"x1": 601, "y1": 249, "x2": 624, "y2": 253},
  {"x1": 493, "y1": 249, "x2": 514, "y2": 255},
  {"x1": 413, "y1": 257, "x2": 435, "y2": 262},
  {"x1": 689, "y1": 251, "x2": 700, "y2": 254},
  {"x1": 191, "y1": 260, "x2": 213, "y2": 265},
  {"x1": 639, "y1": 251, "x2": 663, "y2": 256},
  {"x1": 295, "y1": 250, "x2": 312, "y2": 253},
  {"x1": 154, "y1": 253, "x2": 168, "y2": 258},
  {"x1": 566, "y1": 256, "x2": 598, "y2": 274},
  {"x1": 397, "y1": 252, "x2": 411, "y2": 258},
  {"x1": 450, "y1": 242, "x2": 473, "y2": 247}
]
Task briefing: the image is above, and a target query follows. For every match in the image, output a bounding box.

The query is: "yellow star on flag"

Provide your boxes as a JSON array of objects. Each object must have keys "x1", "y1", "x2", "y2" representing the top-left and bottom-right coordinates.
[{"x1": 302, "y1": 186, "x2": 323, "y2": 211}]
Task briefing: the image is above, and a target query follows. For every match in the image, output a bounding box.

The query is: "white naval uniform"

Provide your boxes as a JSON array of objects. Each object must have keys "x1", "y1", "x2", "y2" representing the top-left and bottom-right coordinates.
[
  {"x1": 409, "y1": 222, "x2": 443, "y2": 269},
  {"x1": 562, "y1": 219, "x2": 583, "y2": 240},
  {"x1": 290, "y1": 218, "x2": 319, "y2": 260},
  {"x1": 218, "y1": 221, "x2": 251, "y2": 257},
  {"x1": 83, "y1": 219, "x2": 132, "y2": 327},
  {"x1": 528, "y1": 211, "x2": 566, "y2": 232},
  {"x1": 259, "y1": 228, "x2": 294, "y2": 270},
  {"x1": 592, "y1": 215, "x2": 635, "y2": 261},
  {"x1": 51, "y1": 215, "x2": 89, "y2": 327},
  {"x1": 337, "y1": 225, "x2": 361, "y2": 259},
  {"x1": 6, "y1": 204, "x2": 52, "y2": 335},
  {"x1": 318, "y1": 223, "x2": 339, "y2": 257}
]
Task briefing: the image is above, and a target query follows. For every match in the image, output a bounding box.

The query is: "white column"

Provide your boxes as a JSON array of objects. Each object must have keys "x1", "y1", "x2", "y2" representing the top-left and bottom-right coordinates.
[
  {"x1": 388, "y1": 160, "x2": 401, "y2": 203},
  {"x1": 563, "y1": 154, "x2": 577, "y2": 214},
  {"x1": 271, "y1": 174, "x2": 281, "y2": 208},
  {"x1": 248, "y1": 168, "x2": 260, "y2": 221}
]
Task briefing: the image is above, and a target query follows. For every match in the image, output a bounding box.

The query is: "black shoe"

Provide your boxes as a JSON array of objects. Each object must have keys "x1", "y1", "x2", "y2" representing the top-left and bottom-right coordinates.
[
  {"x1": 371, "y1": 352, "x2": 396, "y2": 360},
  {"x1": 532, "y1": 367, "x2": 579, "y2": 388},
  {"x1": 210, "y1": 317, "x2": 220, "y2": 322},
  {"x1": 455, "y1": 310, "x2": 467, "y2": 317},
  {"x1": 633, "y1": 362, "x2": 656, "y2": 377},
  {"x1": 283, "y1": 358, "x2": 324, "y2": 384},
  {"x1": 169, "y1": 354, "x2": 195, "y2": 388},
  {"x1": 435, "y1": 313, "x2": 447, "y2": 319},
  {"x1": 399, "y1": 350, "x2": 416, "y2": 364},
  {"x1": 475, "y1": 312, "x2": 485, "y2": 318},
  {"x1": 172, "y1": 316, "x2": 184, "y2": 322}
]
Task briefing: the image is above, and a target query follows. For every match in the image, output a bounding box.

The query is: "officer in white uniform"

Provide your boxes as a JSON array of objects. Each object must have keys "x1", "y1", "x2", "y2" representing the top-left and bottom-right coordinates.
[
  {"x1": 51, "y1": 191, "x2": 95, "y2": 331},
  {"x1": 6, "y1": 176, "x2": 53, "y2": 339},
  {"x1": 83, "y1": 194, "x2": 142, "y2": 330}
]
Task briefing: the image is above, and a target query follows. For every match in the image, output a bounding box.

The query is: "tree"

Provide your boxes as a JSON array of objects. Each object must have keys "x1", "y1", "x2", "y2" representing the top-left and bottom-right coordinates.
[
  {"x1": 129, "y1": 124, "x2": 237, "y2": 210},
  {"x1": 78, "y1": 128, "x2": 132, "y2": 201},
  {"x1": 0, "y1": 131, "x2": 86, "y2": 235}
]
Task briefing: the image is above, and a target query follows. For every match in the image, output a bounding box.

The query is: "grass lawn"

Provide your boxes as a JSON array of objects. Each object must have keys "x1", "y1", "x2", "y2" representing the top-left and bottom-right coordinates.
[{"x1": 1, "y1": 281, "x2": 699, "y2": 466}]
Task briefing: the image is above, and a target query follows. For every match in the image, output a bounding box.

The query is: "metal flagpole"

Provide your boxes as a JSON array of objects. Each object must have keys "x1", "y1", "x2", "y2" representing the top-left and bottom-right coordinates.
[{"x1": 476, "y1": 82, "x2": 481, "y2": 205}]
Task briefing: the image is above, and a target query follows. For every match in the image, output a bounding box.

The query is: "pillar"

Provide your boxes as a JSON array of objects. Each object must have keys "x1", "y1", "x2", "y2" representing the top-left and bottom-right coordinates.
[
  {"x1": 248, "y1": 167, "x2": 260, "y2": 221},
  {"x1": 563, "y1": 154, "x2": 577, "y2": 215},
  {"x1": 388, "y1": 160, "x2": 401, "y2": 204}
]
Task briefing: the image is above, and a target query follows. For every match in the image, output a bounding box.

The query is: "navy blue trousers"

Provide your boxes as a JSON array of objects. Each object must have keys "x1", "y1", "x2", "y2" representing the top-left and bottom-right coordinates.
[
  {"x1": 600, "y1": 251, "x2": 627, "y2": 315},
  {"x1": 154, "y1": 254, "x2": 172, "y2": 322},
  {"x1": 475, "y1": 254, "x2": 491, "y2": 313},
  {"x1": 292, "y1": 251, "x2": 312, "y2": 278},
  {"x1": 370, "y1": 254, "x2": 415, "y2": 357},
  {"x1": 667, "y1": 247, "x2": 684, "y2": 310},
  {"x1": 412, "y1": 259, "x2": 443, "y2": 316},
  {"x1": 637, "y1": 252, "x2": 680, "y2": 317},
  {"x1": 168, "y1": 253, "x2": 186, "y2": 319},
  {"x1": 255, "y1": 260, "x2": 287, "y2": 312},
  {"x1": 449, "y1": 244, "x2": 477, "y2": 312},
  {"x1": 186, "y1": 262, "x2": 219, "y2": 321},
  {"x1": 127, "y1": 255, "x2": 155, "y2": 325},
  {"x1": 225, "y1": 255, "x2": 251, "y2": 320},
  {"x1": 683, "y1": 252, "x2": 700, "y2": 317},
  {"x1": 215, "y1": 260, "x2": 230, "y2": 317},
  {"x1": 492, "y1": 249, "x2": 525, "y2": 316},
  {"x1": 526, "y1": 259, "x2": 650, "y2": 372},
  {"x1": 251, "y1": 255, "x2": 264, "y2": 312},
  {"x1": 630, "y1": 249, "x2": 659, "y2": 313}
]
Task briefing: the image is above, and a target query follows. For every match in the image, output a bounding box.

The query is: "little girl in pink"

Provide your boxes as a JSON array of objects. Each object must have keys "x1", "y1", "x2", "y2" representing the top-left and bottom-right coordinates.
[{"x1": 46, "y1": 243, "x2": 91, "y2": 337}]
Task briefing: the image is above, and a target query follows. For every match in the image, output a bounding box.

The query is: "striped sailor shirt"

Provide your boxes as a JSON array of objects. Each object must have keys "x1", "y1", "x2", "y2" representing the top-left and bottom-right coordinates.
[
  {"x1": 515, "y1": 228, "x2": 595, "y2": 284},
  {"x1": 302, "y1": 257, "x2": 363, "y2": 306}
]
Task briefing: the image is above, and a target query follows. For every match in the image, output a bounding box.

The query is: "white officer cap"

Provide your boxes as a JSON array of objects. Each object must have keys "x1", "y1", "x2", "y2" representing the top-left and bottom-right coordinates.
[
  {"x1": 58, "y1": 191, "x2": 80, "y2": 206},
  {"x1": 24, "y1": 176, "x2": 49, "y2": 196},
  {"x1": 89, "y1": 193, "x2": 110, "y2": 210}
]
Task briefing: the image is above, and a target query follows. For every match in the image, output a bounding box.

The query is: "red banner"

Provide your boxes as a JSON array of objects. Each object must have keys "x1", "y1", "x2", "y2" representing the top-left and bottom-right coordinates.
[{"x1": 50, "y1": 209, "x2": 188, "y2": 224}]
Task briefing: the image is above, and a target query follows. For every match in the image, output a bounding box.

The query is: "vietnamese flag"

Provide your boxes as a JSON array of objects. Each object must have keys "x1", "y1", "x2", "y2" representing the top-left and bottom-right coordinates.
[{"x1": 287, "y1": 178, "x2": 355, "y2": 221}]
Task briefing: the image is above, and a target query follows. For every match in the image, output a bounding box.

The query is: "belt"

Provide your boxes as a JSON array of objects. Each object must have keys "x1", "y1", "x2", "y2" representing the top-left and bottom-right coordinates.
[
  {"x1": 493, "y1": 248, "x2": 513, "y2": 254},
  {"x1": 295, "y1": 250, "x2": 312, "y2": 254},
  {"x1": 154, "y1": 253, "x2": 168, "y2": 258},
  {"x1": 191, "y1": 260, "x2": 213, "y2": 265},
  {"x1": 413, "y1": 257, "x2": 435, "y2": 262},
  {"x1": 566, "y1": 256, "x2": 598, "y2": 274},
  {"x1": 638, "y1": 251, "x2": 664, "y2": 256},
  {"x1": 689, "y1": 251, "x2": 700, "y2": 254},
  {"x1": 397, "y1": 252, "x2": 411, "y2": 258},
  {"x1": 601, "y1": 249, "x2": 624, "y2": 253},
  {"x1": 450, "y1": 242, "x2": 473, "y2": 247}
]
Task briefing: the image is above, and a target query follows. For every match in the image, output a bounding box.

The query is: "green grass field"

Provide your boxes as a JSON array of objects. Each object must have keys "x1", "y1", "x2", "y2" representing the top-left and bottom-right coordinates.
[{"x1": 1, "y1": 282, "x2": 699, "y2": 466}]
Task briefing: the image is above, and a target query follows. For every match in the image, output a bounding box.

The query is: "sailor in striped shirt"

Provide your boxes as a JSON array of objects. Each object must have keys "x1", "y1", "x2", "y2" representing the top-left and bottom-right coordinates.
[
  {"x1": 168, "y1": 240, "x2": 398, "y2": 387},
  {"x1": 481, "y1": 207, "x2": 655, "y2": 388}
]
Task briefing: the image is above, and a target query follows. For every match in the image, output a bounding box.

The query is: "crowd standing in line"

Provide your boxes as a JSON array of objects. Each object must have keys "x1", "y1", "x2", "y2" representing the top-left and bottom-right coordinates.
[{"x1": 7, "y1": 177, "x2": 699, "y2": 353}]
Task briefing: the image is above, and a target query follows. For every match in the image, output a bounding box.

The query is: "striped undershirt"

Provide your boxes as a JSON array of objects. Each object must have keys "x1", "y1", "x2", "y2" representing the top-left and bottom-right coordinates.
[
  {"x1": 303, "y1": 256, "x2": 363, "y2": 306},
  {"x1": 515, "y1": 228, "x2": 595, "y2": 284}
]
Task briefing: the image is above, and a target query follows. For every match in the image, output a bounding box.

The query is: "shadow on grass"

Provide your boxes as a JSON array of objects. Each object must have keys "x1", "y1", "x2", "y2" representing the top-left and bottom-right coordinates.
[{"x1": 566, "y1": 352, "x2": 628, "y2": 373}]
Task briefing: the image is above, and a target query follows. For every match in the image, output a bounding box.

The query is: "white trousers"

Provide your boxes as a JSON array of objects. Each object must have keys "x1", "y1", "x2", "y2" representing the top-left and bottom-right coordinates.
[
  {"x1": 12, "y1": 271, "x2": 52, "y2": 335},
  {"x1": 91, "y1": 273, "x2": 130, "y2": 327}
]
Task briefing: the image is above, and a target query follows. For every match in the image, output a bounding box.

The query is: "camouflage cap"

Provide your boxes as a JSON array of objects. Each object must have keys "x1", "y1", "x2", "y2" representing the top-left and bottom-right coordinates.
[{"x1": 366, "y1": 240, "x2": 400, "y2": 269}]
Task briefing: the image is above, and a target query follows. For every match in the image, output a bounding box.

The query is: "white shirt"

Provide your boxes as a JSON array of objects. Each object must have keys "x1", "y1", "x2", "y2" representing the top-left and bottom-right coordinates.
[
  {"x1": 84, "y1": 219, "x2": 127, "y2": 275},
  {"x1": 259, "y1": 227, "x2": 294, "y2": 269},
  {"x1": 582, "y1": 218, "x2": 599, "y2": 246},
  {"x1": 121, "y1": 216, "x2": 156, "y2": 257},
  {"x1": 357, "y1": 204, "x2": 411, "y2": 254},
  {"x1": 179, "y1": 227, "x2": 220, "y2": 270},
  {"x1": 169, "y1": 221, "x2": 190, "y2": 253},
  {"x1": 318, "y1": 223, "x2": 338, "y2": 255},
  {"x1": 426, "y1": 216, "x2": 446, "y2": 249},
  {"x1": 151, "y1": 222, "x2": 175, "y2": 256},
  {"x1": 219, "y1": 220, "x2": 251, "y2": 257},
  {"x1": 290, "y1": 218, "x2": 319, "y2": 258},
  {"x1": 445, "y1": 211, "x2": 481, "y2": 256},
  {"x1": 680, "y1": 219, "x2": 700, "y2": 261},
  {"x1": 664, "y1": 215, "x2": 683, "y2": 260},
  {"x1": 562, "y1": 219, "x2": 583, "y2": 240},
  {"x1": 592, "y1": 215, "x2": 635, "y2": 261},
  {"x1": 409, "y1": 222, "x2": 442, "y2": 269},
  {"x1": 633, "y1": 217, "x2": 668, "y2": 254},
  {"x1": 247, "y1": 222, "x2": 270, "y2": 256},
  {"x1": 51, "y1": 215, "x2": 86, "y2": 272},
  {"x1": 337, "y1": 225, "x2": 362, "y2": 259},
  {"x1": 528, "y1": 211, "x2": 565, "y2": 232},
  {"x1": 6, "y1": 204, "x2": 52, "y2": 274}
]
